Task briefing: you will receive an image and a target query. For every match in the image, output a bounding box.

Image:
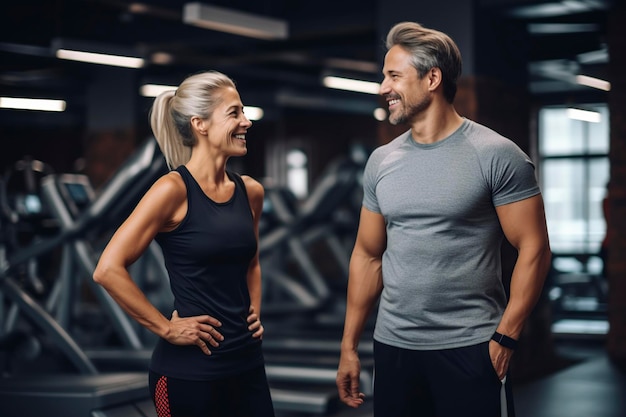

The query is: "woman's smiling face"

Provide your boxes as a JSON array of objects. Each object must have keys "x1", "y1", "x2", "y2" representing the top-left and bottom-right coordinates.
[{"x1": 206, "y1": 86, "x2": 252, "y2": 155}]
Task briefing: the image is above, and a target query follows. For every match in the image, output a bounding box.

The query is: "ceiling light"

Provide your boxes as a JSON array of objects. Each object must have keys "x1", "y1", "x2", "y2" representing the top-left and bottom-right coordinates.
[
  {"x1": 183, "y1": 3, "x2": 288, "y2": 40},
  {"x1": 373, "y1": 108, "x2": 387, "y2": 121},
  {"x1": 527, "y1": 23, "x2": 598, "y2": 35},
  {"x1": 322, "y1": 76, "x2": 380, "y2": 95},
  {"x1": 150, "y1": 52, "x2": 174, "y2": 65},
  {"x1": 128, "y1": 3, "x2": 150, "y2": 14},
  {"x1": 140, "y1": 84, "x2": 177, "y2": 97},
  {"x1": 576, "y1": 75, "x2": 611, "y2": 91},
  {"x1": 244, "y1": 106, "x2": 264, "y2": 121},
  {"x1": 52, "y1": 38, "x2": 144, "y2": 68},
  {"x1": 56, "y1": 50, "x2": 144, "y2": 68},
  {"x1": 567, "y1": 108, "x2": 601, "y2": 123},
  {"x1": 577, "y1": 48, "x2": 608, "y2": 65},
  {"x1": 508, "y1": 0, "x2": 604, "y2": 18},
  {"x1": 56, "y1": 49, "x2": 144, "y2": 68},
  {"x1": 0, "y1": 97, "x2": 66, "y2": 112}
]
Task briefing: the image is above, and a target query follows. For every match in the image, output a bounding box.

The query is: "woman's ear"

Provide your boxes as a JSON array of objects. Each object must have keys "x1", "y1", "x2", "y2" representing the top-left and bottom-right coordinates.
[{"x1": 190, "y1": 116, "x2": 207, "y2": 136}]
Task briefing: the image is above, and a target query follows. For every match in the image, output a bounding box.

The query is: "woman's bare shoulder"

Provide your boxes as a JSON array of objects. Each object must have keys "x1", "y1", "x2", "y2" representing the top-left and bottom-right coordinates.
[
  {"x1": 137, "y1": 170, "x2": 187, "y2": 211},
  {"x1": 241, "y1": 175, "x2": 264, "y2": 198}
]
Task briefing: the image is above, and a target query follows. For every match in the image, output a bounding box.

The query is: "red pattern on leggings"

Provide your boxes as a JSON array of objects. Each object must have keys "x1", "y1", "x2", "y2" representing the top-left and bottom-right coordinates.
[{"x1": 154, "y1": 375, "x2": 171, "y2": 417}]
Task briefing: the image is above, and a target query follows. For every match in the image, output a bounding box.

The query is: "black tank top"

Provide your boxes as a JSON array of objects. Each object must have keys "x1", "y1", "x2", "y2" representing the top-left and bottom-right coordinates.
[{"x1": 150, "y1": 166, "x2": 263, "y2": 380}]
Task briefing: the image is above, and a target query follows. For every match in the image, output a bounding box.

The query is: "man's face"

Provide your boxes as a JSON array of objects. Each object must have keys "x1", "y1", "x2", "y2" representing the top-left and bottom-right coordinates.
[{"x1": 380, "y1": 45, "x2": 432, "y2": 125}]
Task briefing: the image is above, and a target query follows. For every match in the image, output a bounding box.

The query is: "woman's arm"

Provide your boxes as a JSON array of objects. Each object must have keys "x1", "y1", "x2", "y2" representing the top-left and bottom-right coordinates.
[
  {"x1": 93, "y1": 172, "x2": 224, "y2": 354},
  {"x1": 243, "y1": 175, "x2": 265, "y2": 338}
]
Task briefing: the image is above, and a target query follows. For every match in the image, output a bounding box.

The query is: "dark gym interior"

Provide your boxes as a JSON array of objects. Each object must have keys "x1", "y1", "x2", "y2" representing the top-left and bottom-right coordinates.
[{"x1": 1, "y1": 0, "x2": 625, "y2": 416}]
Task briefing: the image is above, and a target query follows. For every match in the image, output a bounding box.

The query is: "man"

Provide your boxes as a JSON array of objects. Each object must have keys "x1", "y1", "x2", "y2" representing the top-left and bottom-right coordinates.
[{"x1": 336, "y1": 21, "x2": 552, "y2": 417}]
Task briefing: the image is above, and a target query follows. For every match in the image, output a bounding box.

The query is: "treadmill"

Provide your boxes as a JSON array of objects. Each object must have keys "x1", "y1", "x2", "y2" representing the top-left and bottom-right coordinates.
[{"x1": 0, "y1": 138, "x2": 166, "y2": 417}]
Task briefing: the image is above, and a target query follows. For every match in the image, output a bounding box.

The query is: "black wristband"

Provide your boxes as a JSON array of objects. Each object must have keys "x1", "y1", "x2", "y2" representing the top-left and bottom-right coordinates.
[{"x1": 491, "y1": 331, "x2": 518, "y2": 350}]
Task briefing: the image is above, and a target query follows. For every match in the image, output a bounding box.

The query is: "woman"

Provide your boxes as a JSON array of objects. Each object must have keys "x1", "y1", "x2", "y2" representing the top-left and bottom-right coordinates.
[{"x1": 93, "y1": 71, "x2": 274, "y2": 417}]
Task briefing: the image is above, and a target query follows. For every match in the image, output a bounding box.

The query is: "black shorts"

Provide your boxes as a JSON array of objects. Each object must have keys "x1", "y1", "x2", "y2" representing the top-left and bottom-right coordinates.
[
  {"x1": 149, "y1": 365, "x2": 275, "y2": 417},
  {"x1": 373, "y1": 340, "x2": 515, "y2": 417}
]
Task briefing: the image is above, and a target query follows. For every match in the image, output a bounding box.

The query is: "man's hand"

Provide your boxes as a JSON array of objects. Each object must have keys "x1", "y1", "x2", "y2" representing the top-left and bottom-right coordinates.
[
  {"x1": 489, "y1": 340, "x2": 514, "y2": 380},
  {"x1": 336, "y1": 350, "x2": 365, "y2": 408}
]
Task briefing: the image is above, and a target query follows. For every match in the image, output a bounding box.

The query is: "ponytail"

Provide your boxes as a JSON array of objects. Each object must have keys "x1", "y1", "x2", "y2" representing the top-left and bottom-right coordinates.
[{"x1": 150, "y1": 90, "x2": 192, "y2": 170}]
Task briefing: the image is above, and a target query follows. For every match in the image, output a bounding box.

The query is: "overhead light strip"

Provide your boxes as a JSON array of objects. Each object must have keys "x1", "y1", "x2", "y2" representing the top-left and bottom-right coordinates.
[
  {"x1": 0, "y1": 97, "x2": 66, "y2": 112},
  {"x1": 322, "y1": 76, "x2": 380, "y2": 95},
  {"x1": 527, "y1": 23, "x2": 598, "y2": 34},
  {"x1": 183, "y1": 2, "x2": 288, "y2": 40},
  {"x1": 140, "y1": 84, "x2": 176, "y2": 97},
  {"x1": 56, "y1": 49, "x2": 145, "y2": 68},
  {"x1": 575, "y1": 75, "x2": 611, "y2": 91},
  {"x1": 567, "y1": 108, "x2": 601, "y2": 123}
]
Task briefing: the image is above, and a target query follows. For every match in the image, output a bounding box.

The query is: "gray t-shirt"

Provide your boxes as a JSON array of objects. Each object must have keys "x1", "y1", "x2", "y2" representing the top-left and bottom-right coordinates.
[{"x1": 363, "y1": 119, "x2": 540, "y2": 350}]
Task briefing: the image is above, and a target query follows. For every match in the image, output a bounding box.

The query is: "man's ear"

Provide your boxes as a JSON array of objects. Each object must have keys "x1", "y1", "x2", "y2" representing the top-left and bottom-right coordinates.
[{"x1": 427, "y1": 67, "x2": 443, "y2": 92}]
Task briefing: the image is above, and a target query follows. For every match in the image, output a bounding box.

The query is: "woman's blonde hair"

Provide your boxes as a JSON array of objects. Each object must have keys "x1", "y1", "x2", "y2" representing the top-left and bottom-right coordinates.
[{"x1": 149, "y1": 71, "x2": 236, "y2": 169}]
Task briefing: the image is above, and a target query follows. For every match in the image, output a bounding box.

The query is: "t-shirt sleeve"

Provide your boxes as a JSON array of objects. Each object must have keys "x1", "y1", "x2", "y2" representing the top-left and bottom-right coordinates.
[
  {"x1": 490, "y1": 141, "x2": 541, "y2": 207},
  {"x1": 362, "y1": 149, "x2": 383, "y2": 213}
]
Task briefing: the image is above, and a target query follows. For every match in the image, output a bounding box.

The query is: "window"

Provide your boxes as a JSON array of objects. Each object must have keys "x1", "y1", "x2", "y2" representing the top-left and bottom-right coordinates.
[
  {"x1": 538, "y1": 103, "x2": 609, "y2": 274},
  {"x1": 286, "y1": 148, "x2": 308, "y2": 199}
]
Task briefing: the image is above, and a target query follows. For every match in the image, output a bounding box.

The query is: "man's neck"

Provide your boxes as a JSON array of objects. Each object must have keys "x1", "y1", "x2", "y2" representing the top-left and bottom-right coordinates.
[{"x1": 410, "y1": 105, "x2": 464, "y2": 145}]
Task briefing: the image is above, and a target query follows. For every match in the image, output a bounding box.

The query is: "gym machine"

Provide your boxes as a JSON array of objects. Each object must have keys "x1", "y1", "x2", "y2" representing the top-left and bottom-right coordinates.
[{"x1": 0, "y1": 138, "x2": 167, "y2": 417}]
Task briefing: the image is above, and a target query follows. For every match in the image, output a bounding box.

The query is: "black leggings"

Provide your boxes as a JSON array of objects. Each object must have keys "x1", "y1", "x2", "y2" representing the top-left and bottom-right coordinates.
[
  {"x1": 373, "y1": 340, "x2": 515, "y2": 417},
  {"x1": 149, "y1": 366, "x2": 275, "y2": 417}
]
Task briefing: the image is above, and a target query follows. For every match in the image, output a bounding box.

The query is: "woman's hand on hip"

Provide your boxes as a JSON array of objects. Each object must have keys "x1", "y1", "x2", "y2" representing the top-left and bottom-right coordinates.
[
  {"x1": 166, "y1": 310, "x2": 223, "y2": 355},
  {"x1": 247, "y1": 305, "x2": 264, "y2": 339}
]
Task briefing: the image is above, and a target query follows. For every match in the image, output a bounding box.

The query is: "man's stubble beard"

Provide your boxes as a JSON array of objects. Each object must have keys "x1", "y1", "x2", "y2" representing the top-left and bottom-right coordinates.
[{"x1": 388, "y1": 94, "x2": 432, "y2": 126}]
